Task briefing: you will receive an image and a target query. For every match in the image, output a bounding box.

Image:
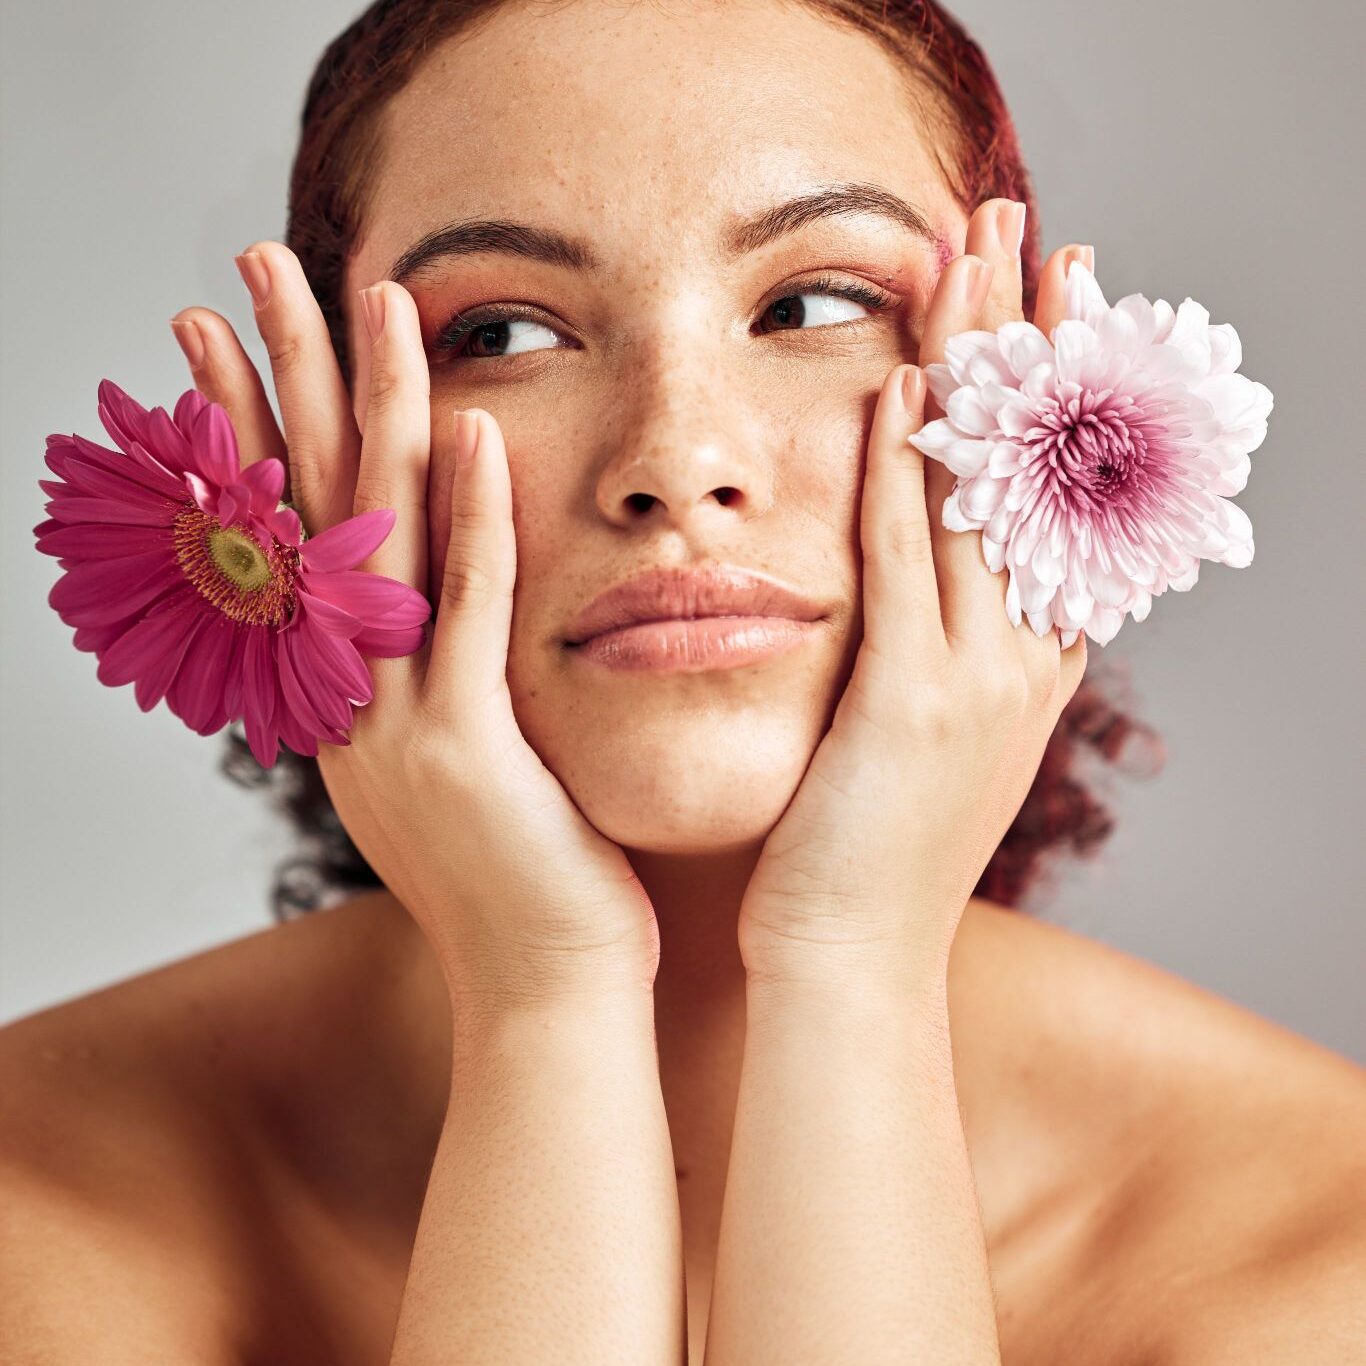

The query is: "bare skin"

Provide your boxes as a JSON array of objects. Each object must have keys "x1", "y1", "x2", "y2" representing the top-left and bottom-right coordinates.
[
  {"x1": 3, "y1": 890, "x2": 1364, "y2": 1363},
  {"x1": 6, "y1": 1, "x2": 1366, "y2": 1360}
]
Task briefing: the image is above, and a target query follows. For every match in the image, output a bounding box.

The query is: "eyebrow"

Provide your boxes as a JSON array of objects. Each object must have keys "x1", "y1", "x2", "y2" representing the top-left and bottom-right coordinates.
[{"x1": 387, "y1": 182, "x2": 940, "y2": 287}]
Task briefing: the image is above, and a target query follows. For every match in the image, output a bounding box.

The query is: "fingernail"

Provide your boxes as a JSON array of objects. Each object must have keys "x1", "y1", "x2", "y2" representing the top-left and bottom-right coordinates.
[
  {"x1": 234, "y1": 251, "x2": 271, "y2": 308},
  {"x1": 997, "y1": 202, "x2": 1026, "y2": 260},
  {"x1": 901, "y1": 365, "x2": 925, "y2": 413},
  {"x1": 1067, "y1": 243, "x2": 1096, "y2": 273},
  {"x1": 964, "y1": 256, "x2": 994, "y2": 311},
  {"x1": 169, "y1": 318, "x2": 206, "y2": 370},
  {"x1": 360, "y1": 285, "x2": 386, "y2": 343}
]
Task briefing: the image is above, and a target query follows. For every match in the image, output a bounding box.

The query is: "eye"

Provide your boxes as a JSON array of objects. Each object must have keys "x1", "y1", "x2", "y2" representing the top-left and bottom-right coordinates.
[
  {"x1": 430, "y1": 274, "x2": 897, "y2": 362},
  {"x1": 432, "y1": 306, "x2": 562, "y2": 362},
  {"x1": 754, "y1": 274, "x2": 895, "y2": 334}
]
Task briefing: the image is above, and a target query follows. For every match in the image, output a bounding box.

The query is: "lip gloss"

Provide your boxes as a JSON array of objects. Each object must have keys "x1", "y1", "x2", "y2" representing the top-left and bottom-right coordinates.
[{"x1": 570, "y1": 615, "x2": 820, "y2": 673}]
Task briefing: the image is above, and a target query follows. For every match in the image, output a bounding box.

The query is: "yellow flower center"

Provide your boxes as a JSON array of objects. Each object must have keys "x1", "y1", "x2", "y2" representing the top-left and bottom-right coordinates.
[{"x1": 173, "y1": 508, "x2": 298, "y2": 626}]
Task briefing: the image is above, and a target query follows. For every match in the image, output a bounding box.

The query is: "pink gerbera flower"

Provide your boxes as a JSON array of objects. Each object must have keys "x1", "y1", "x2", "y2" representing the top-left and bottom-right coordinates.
[
  {"x1": 908, "y1": 260, "x2": 1274, "y2": 647},
  {"x1": 34, "y1": 380, "x2": 430, "y2": 768}
]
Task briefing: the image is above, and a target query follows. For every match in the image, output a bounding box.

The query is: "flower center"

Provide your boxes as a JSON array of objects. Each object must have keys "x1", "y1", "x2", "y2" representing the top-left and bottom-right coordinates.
[{"x1": 173, "y1": 508, "x2": 298, "y2": 626}]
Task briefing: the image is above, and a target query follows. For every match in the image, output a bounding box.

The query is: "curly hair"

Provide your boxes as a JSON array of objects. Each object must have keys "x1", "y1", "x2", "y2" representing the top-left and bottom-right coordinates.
[{"x1": 222, "y1": 0, "x2": 1168, "y2": 922}]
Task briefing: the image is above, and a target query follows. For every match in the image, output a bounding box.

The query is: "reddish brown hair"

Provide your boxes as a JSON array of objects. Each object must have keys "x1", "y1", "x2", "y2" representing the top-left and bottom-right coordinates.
[{"x1": 224, "y1": 0, "x2": 1167, "y2": 919}]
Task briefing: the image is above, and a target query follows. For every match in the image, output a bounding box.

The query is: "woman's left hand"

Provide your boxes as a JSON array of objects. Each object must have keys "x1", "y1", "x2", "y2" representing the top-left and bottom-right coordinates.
[{"x1": 737, "y1": 198, "x2": 1091, "y2": 992}]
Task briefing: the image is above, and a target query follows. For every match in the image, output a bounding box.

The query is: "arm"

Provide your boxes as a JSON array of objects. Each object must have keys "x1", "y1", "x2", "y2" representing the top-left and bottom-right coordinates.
[
  {"x1": 388, "y1": 985, "x2": 685, "y2": 1366},
  {"x1": 703, "y1": 968, "x2": 1000, "y2": 1366}
]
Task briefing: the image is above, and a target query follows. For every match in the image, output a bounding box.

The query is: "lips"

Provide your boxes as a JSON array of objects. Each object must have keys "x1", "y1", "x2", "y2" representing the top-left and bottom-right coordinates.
[{"x1": 565, "y1": 562, "x2": 828, "y2": 646}]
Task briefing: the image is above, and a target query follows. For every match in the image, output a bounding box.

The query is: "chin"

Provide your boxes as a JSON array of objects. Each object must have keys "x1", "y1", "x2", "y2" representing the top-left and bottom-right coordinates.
[{"x1": 535, "y1": 711, "x2": 820, "y2": 856}]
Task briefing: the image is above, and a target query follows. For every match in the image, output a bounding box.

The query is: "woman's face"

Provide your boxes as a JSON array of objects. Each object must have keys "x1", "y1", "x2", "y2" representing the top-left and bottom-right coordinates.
[{"x1": 345, "y1": 0, "x2": 967, "y2": 856}]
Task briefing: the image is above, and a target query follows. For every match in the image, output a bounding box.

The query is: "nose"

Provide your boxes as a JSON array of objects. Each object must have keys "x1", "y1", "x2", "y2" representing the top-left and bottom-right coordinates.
[{"x1": 592, "y1": 370, "x2": 776, "y2": 531}]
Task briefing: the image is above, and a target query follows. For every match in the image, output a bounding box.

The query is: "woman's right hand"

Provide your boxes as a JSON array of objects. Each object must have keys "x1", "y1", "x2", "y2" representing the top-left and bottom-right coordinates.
[{"x1": 170, "y1": 243, "x2": 660, "y2": 1011}]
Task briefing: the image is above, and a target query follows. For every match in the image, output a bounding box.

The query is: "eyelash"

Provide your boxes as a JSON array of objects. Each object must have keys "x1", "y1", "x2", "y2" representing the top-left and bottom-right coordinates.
[{"x1": 430, "y1": 273, "x2": 897, "y2": 362}]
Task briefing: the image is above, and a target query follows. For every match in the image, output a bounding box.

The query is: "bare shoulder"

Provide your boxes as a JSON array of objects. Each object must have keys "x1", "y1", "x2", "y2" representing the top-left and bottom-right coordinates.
[
  {"x1": 960, "y1": 899, "x2": 1366, "y2": 1362},
  {"x1": 0, "y1": 889, "x2": 414, "y2": 1361}
]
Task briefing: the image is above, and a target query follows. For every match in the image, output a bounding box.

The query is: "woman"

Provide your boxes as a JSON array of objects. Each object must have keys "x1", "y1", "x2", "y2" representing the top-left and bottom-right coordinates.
[{"x1": 4, "y1": 0, "x2": 1363, "y2": 1360}]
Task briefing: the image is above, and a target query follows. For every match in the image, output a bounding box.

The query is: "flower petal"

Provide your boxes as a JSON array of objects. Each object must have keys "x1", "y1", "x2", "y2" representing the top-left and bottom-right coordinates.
[{"x1": 301, "y1": 507, "x2": 397, "y2": 574}]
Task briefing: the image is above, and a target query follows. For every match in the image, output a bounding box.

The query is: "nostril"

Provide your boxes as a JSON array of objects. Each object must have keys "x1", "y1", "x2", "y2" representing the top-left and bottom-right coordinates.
[{"x1": 626, "y1": 492, "x2": 657, "y2": 513}]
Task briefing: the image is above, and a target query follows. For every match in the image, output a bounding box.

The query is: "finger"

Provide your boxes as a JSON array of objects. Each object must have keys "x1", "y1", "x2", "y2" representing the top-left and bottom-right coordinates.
[
  {"x1": 859, "y1": 363, "x2": 948, "y2": 667},
  {"x1": 917, "y1": 224, "x2": 1015, "y2": 649},
  {"x1": 421, "y1": 408, "x2": 517, "y2": 719},
  {"x1": 168, "y1": 308, "x2": 289, "y2": 476},
  {"x1": 965, "y1": 197, "x2": 1026, "y2": 335},
  {"x1": 1032, "y1": 243, "x2": 1094, "y2": 341},
  {"x1": 234, "y1": 240, "x2": 361, "y2": 537},
  {"x1": 349, "y1": 280, "x2": 432, "y2": 696}
]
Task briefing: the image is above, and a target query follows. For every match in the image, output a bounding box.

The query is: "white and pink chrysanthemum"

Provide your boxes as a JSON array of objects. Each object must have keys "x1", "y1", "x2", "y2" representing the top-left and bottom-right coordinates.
[
  {"x1": 908, "y1": 260, "x2": 1273, "y2": 647},
  {"x1": 34, "y1": 380, "x2": 431, "y2": 768}
]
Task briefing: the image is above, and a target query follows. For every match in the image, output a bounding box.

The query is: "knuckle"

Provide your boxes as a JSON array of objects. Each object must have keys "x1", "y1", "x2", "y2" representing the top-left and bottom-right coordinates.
[
  {"x1": 264, "y1": 327, "x2": 306, "y2": 374},
  {"x1": 442, "y1": 546, "x2": 501, "y2": 612},
  {"x1": 366, "y1": 361, "x2": 404, "y2": 411}
]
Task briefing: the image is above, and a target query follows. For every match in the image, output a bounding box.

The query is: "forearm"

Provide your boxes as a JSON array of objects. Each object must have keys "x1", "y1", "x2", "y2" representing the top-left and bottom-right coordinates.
[
  {"x1": 388, "y1": 987, "x2": 685, "y2": 1366},
  {"x1": 704, "y1": 970, "x2": 1001, "y2": 1366}
]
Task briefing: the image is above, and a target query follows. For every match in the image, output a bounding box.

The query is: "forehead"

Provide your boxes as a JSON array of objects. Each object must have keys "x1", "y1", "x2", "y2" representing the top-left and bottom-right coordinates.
[{"x1": 355, "y1": 0, "x2": 952, "y2": 281}]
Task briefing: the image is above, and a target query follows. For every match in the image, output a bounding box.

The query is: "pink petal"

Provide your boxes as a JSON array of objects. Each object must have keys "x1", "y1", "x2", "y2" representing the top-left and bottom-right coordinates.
[
  {"x1": 49, "y1": 552, "x2": 183, "y2": 627},
  {"x1": 240, "y1": 458, "x2": 286, "y2": 513},
  {"x1": 352, "y1": 622, "x2": 428, "y2": 657},
  {"x1": 301, "y1": 569, "x2": 430, "y2": 627},
  {"x1": 96, "y1": 591, "x2": 199, "y2": 691},
  {"x1": 35, "y1": 522, "x2": 172, "y2": 561},
  {"x1": 294, "y1": 588, "x2": 363, "y2": 638},
  {"x1": 189, "y1": 402, "x2": 243, "y2": 486},
  {"x1": 46, "y1": 493, "x2": 180, "y2": 528},
  {"x1": 281, "y1": 626, "x2": 354, "y2": 731},
  {"x1": 241, "y1": 627, "x2": 281, "y2": 767},
  {"x1": 97, "y1": 379, "x2": 156, "y2": 456},
  {"x1": 166, "y1": 613, "x2": 237, "y2": 734},
  {"x1": 301, "y1": 508, "x2": 397, "y2": 574}
]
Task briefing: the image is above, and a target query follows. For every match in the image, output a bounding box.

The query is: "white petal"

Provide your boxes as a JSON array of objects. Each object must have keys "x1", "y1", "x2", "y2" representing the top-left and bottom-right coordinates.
[
  {"x1": 941, "y1": 488, "x2": 975, "y2": 532},
  {"x1": 1150, "y1": 299, "x2": 1177, "y2": 343},
  {"x1": 1052, "y1": 320, "x2": 1100, "y2": 383},
  {"x1": 1061, "y1": 567, "x2": 1093, "y2": 625},
  {"x1": 1062, "y1": 259, "x2": 1110, "y2": 328},
  {"x1": 960, "y1": 472, "x2": 1007, "y2": 520},
  {"x1": 944, "y1": 438, "x2": 992, "y2": 478},
  {"x1": 1166, "y1": 297, "x2": 1213, "y2": 376},
  {"x1": 982, "y1": 534, "x2": 1007, "y2": 573},
  {"x1": 1168, "y1": 559, "x2": 1200, "y2": 591},
  {"x1": 997, "y1": 398, "x2": 1039, "y2": 439},
  {"x1": 1030, "y1": 534, "x2": 1068, "y2": 587},
  {"x1": 947, "y1": 386, "x2": 998, "y2": 437},
  {"x1": 1026, "y1": 605, "x2": 1055, "y2": 637},
  {"x1": 966, "y1": 347, "x2": 1018, "y2": 387},
  {"x1": 1096, "y1": 305, "x2": 1140, "y2": 357},
  {"x1": 906, "y1": 418, "x2": 958, "y2": 454},
  {"x1": 1060, "y1": 627, "x2": 1080, "y2": 648},
  {"x1": 1207, "y1": 322, "x2": 1243, "y2": 376},
  {"x1": 988, "y1": 441, "x2": 1026, "y2": 477},
  {"x1": 1130, "y1": 588, "x2": 1153, "y2": 622},
  {"x1": 1021, "y1": 361, "x2": 1056, "y2": 402},
  {"x1": 1115, "y1": 293, "x2": 1160, "y2": 347},
  {"x1": 1090, "y1": 605, "x2": 1125, "y2": 646},
  {"x1": 944, "y1": 329, "x2": 1005, "y2": 382},
  {"x1": 1213, "y1": 498, "x2": 1254, "y2": 567},
  {"x1": 1206, "y1": 447, "x2": 1251, "y2": 497},
  {"x1": 924, "y1": 363, "x2": 958, "y2": 408},
  {"x1": 1004, "y1": 571, "x2": 1022, "y2": 626},
  {"x1": 995, "y1": 320, "x2": 1053, "y2": 380}
]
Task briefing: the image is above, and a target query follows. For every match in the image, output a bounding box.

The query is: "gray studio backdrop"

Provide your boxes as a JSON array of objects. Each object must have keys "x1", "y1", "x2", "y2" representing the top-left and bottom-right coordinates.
[{"x1": 2, "y1": 0, "x2": 1362, "y2": 1059}]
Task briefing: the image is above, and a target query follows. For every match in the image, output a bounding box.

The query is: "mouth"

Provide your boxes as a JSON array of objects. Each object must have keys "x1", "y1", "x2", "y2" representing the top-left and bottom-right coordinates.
[
  {"x1": 565, "y1": 612, "x2": 825, "y2": 674},
  {"x1": 564, "y1": 561, "x2": 829, "y2": 649}
]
